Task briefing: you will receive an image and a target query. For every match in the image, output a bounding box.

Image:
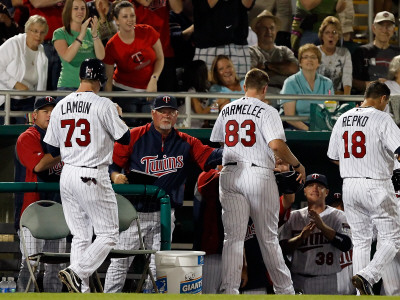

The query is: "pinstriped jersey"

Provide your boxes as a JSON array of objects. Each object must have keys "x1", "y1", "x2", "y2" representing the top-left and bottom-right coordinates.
[
  {"x1": 44, "y1": 92, "x2": 128, "y2": 167},
  {"x1": 280, "y1": 206, "x2": 350, "y2": 276},
  {"x1": 328, "y1": 107, "x2": 400, "y2": 179},
  {"x1": 210, "y1": 97, "x2": 286, "y2": 168}
]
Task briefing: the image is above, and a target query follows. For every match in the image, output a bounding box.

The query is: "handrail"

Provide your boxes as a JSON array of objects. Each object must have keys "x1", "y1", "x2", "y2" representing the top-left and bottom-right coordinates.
[
  {"x1": 0, "y1": 89, "x2": 364, "y2": 126},
  {"x1": 0, "y1": 182, "x2": 172, "y2": 250}
]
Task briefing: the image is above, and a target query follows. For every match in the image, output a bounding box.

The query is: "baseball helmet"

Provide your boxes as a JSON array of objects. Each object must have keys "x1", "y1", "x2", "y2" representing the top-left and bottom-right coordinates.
[
  {"x1": 275, "y1": 170, "x2": 304, "y2": 195},
  {"x1": 79, "y1": 58, "x2": 107, "y2": 85}
]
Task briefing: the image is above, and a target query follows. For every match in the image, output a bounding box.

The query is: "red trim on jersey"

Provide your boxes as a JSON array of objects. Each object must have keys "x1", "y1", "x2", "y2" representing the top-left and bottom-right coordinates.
[{"x1": 16, "y1": 127, "x2": 45, "y2": 215}]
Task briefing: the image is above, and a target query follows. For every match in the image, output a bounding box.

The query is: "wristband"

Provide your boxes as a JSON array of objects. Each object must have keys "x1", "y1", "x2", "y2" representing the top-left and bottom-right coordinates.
[
  {"x1": 75, "y1": 38, "x2": 82, "y2": 44},
  {"x1": 293, "y1": 162, "x2": 301, "y2": 169},
  {"x1": 92, "y1": 35, "x2": 99, "y2": 40}
]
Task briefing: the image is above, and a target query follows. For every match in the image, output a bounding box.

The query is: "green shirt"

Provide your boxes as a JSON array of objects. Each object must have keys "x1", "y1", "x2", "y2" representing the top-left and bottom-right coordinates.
[{"x1": 53, "y1": 28, "x2": 96, "y2": 88}]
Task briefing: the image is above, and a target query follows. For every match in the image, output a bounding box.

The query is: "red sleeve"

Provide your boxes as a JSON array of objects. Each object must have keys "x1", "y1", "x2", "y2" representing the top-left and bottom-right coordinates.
[
  {"x1": 278, "y1": 195, "x2": 292, "y2": 228},
  {"x1": 16, "y1": 129, "x2": 44, "y2": 171},
  {"x1": 112, "y1": 124, "x2": 150, "y2": 170},
  {"x1": 177, "y1": 131, "x2": 215, "y2": 170}
]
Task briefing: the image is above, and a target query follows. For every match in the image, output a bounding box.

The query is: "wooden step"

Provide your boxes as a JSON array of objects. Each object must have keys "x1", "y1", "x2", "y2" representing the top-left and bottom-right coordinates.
[
  {"x1": 354, "y1": 13, "x2": 368, "y2": 18},
  {"x1": 353, "y1": 0, "x2": 368, "y2": 4}
]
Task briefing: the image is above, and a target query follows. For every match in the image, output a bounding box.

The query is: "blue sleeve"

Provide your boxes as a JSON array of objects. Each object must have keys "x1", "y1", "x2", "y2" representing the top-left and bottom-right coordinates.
[
  {"x1": 108, "y1": 162, "x2": 123, "y2": 176},
  {"x1": 47, "y1": 144, "x2": 60, "y2": 157},
  {"x1": 205, "y1": 148, "x2": 223, "y2": 169},
  {"x1": 116, "y1": 129, "x2": 130, "y2": 145}
]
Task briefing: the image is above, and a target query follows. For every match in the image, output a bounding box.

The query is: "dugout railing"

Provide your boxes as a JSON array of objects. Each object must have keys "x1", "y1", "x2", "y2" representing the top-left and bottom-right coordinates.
[{"x1": 0, "y1": 90, "x2": 363, "y2": 125}]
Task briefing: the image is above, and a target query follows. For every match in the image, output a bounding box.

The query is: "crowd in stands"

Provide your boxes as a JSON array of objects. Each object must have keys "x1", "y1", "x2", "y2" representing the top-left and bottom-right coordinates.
[{"x1": 0, "y1": 0, "x2": 399, "y2": 129}]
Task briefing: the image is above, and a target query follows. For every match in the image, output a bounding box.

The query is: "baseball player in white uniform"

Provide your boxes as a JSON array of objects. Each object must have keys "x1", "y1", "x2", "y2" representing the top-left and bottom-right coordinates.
[
  {"x1": 280, "y1": 174, "x2": 352, "y2": 294},
  {"x1": 44, "y1": 58, "x2": 130, "y2": 293},
  {"x1": 210, "y1": 68, "x2": 306, "y2": 295},
  {"x1": 327, "y1": 81, "x2": 400, "y2": 295}
]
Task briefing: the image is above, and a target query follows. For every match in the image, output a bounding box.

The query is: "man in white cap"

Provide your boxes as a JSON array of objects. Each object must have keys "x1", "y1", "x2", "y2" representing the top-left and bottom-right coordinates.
[
  {"x1": 249, "y1": 10, "x2": 299, "y2": 101},
  {"x1": 352, "y1": 11, "x2": 400, "y2": 94}
]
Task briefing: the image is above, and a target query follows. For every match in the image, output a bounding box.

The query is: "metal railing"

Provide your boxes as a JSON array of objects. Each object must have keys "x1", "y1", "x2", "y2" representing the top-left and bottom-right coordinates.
[
  {"x1": 0, "y1": 89, "x2": 364, "y2": 126},
  {"x1": 0, "y1": 182, "x2": 172, "y2": 250}
]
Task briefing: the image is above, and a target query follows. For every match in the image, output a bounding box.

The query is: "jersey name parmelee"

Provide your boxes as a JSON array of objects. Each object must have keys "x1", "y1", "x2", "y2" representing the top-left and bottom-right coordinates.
[
  {"x1": 292, "y1": 230, "x2": 331, "y2": 252},
  {"x1": 61, "y1": 101, "x2": 92, "y2": 115},
  {"x1": 221, "y1": 103, "x2": 265, "y2": 119},
  {"x1": 141, "y1": 155, "x2": 184, "y2": 176}
]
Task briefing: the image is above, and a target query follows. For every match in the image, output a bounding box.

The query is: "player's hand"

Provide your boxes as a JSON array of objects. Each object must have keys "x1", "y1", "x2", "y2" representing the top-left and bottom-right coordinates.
[
  {"x1": 294, "y1": 164, "x2": 306, "y2": 183},
  {"x1": 114, "y1": 174, "x2": 128, "y2": 184},
  {"x1": 300, "y1": 222, "x2": 315, "y2": 240},
  {"x1": 14, "y1": 82, "x2": 29, "y2": 90},
  {"x1": 115, "y1": 103, "x2": 123, "y2": 117},
  {"x1": 308, "y1": 209, "x2": 324, "y2": 229}
]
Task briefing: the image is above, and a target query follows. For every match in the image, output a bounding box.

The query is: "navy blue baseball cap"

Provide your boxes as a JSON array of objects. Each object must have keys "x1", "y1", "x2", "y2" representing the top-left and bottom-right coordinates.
[
  {"x1": 34, "y1": 96, "x2": 56, "y2": 110},
  {"x1": 304, "y1": 173, "x2": 329, "y2": 189},
  {"x1": 153, "y1": 95, "x2": 178, "y2": 110}
]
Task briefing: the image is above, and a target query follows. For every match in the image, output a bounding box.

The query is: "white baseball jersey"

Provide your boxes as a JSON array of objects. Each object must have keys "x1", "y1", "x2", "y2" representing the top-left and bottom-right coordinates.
[
  {"x1": 210, "y1": 97, "x2": 286, "y2": 168},
  {"x1": 210, "y1": 96, "x2": 294, "y2": 295},
  {"x1": 280, "y1": 206, "x2": 350, "y2": 277},
  {"x1": 327, "y1": 107, "x2": 400, "y2": 179},
  {"x1": 44, "y1": 92, "x2": 128, "y2": 167}
]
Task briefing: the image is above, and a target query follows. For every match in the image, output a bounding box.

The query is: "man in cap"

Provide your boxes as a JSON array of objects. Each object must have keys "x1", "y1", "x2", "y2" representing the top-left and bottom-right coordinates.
[
  {"x1": 249, "y1": 10, "x2": 298, "y2": 100},
  {"x1": 352, "y1": 11, "x2": 400, "y2": 94},
  {"x1": 280, "y1": 173, "x2": 352, "y2": 294},
  {"x1": 15, "y1": 96, "x2": 65, "y2": 292},
  {"x1": 104, "y1": 95, "x2": 222, "y2": 292}
]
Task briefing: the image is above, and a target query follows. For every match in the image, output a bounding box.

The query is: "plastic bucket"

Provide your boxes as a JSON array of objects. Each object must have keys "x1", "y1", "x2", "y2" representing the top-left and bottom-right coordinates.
[{"x1": 155, "y1": 250, "x2": 205, "y2": 294}]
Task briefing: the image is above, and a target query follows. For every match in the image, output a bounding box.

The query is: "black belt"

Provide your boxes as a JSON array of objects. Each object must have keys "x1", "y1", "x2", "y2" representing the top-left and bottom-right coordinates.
[
  {"x1": 80, "y1": 166, "x2": 97, "y2": 169},
  {"x1": 224, "y1": 162, "x2": 258, "y2": 167}
]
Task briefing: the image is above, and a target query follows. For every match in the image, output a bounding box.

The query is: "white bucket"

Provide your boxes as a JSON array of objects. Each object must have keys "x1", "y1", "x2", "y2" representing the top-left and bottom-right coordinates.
[{"x1": 155, "y1": 250, "x2": 205, "y2": 294}]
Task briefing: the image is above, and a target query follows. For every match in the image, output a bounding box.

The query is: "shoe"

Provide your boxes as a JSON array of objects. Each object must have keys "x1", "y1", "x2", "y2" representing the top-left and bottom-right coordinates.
[
  {"x1": 58, "y1": 268, "x2": 82, "y2": 293},
  {"x1": 295, "y1": 288, "x2": 304, "y2": 295},
  {"x1": 352, "y1": 274, "x2": 374, "y2": 295}
]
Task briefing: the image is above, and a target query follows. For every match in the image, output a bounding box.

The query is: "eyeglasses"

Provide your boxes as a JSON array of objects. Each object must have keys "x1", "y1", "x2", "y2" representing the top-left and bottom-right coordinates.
[
  {"x1": 301, "y1": 55, "x2": 318, "y2": 60},
  {"x1": 155, "y1": 109, "x2": 177, "y2": 117},
  {"x1": 28, "y1": 29, "x2": 47, "y2": 36},
  {"x1": 323, "y1": 30, "x2": 338, "y2": 35}
]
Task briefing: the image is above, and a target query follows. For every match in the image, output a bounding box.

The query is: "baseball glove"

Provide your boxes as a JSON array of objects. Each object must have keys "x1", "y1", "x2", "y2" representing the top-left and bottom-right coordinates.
[
  {"x1": 275, "y1": 170, "x2": 304, "y2": 195},
  {"x1": 392, "y1": 169, "x2": 400, "y2": 192}
]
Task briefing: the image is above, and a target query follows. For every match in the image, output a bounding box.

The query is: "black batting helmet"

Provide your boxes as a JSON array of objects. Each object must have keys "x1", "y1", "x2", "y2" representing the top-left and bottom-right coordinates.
[
  {"x1": 392, "y1": 169, "x2": 400, "y2": 192},
  {"x1": 79, "y1": 58, "x2": 107, "y2": 85}
]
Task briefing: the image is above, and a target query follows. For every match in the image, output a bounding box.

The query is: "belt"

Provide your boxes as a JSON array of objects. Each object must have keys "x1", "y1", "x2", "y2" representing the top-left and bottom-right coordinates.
[
  {"x1": 224, "y1": 162, "x2": 259, "y2": 167},
  {"x1": 80, "y1": 166, "x2": 97, "y2": 169},
  {"x1": 296, "y1": 273, "x2": 317, "y2": 278}
]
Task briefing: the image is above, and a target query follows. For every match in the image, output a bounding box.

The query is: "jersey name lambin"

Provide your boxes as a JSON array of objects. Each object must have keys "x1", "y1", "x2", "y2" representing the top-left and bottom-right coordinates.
[
  {"x1": 61, "y1": 101, "x2": 92, "y2": 115},
  {"x1": 341, "y1": 115, "x2": 369, "y2": 127},
  {"x1": 221, "y1": 104, "x2": 265, "y2": 119}
]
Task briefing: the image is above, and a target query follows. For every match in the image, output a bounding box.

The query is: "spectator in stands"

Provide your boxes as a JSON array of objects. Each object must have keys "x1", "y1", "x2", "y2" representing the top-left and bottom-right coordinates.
[
  {"x1": 249, "y1": 10, "x2": 298, "y2": 103},
  {"x1": 352, "y1": 11, "x2": 400, "y2": 94},
  {"x1": 317, "y1": 16, "x2": 352, "y2": 95},
  {"x1": 337, "y1": 0, "x2": 354, "y2": 44},
  {"x1": 248, "y1": 0, "x2": 293, "y2": 48},
  {"x1": 87, "y1": 0, "x2": 117, "y2": 45},
  {"x1": 0, "y1": 3, "x2": 20, "y2": 45},
  {"x1": 103, "y1": 0, "x2": 164, "y2": 127},
  {"x1": 169, "y1": 0, "x2": 194, "y2": 89},
  {"x1": 23, "y1": 0, "x2": 64, "y2": 91},
  {"x1": 385, "y1": 55, "x2": 400, "y2": 95},
  {"x1": 209, "y1": 55, "x2": 245, "y2": 109},
  {"x1": 178, "y1": 60, "x2": 213, "y2": 128},
  {"x1": 53, "y1": 0, "x2": 105, "y2": 97},
  {"x1": 291, "y1": 0, "x2": 345, "y2": 53},
  {"x1": 281, "y1": 43, "x2": 334, "y2": 131},
  {"x1": 133, "y1": 0, "x2": 182, "y2": 92},
  {"x1": 192, "y1": 0, "x2": 254, "y2": 80},
  {"x1": 0, "y1": 15, "x2": 48, "y2": 124}
]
